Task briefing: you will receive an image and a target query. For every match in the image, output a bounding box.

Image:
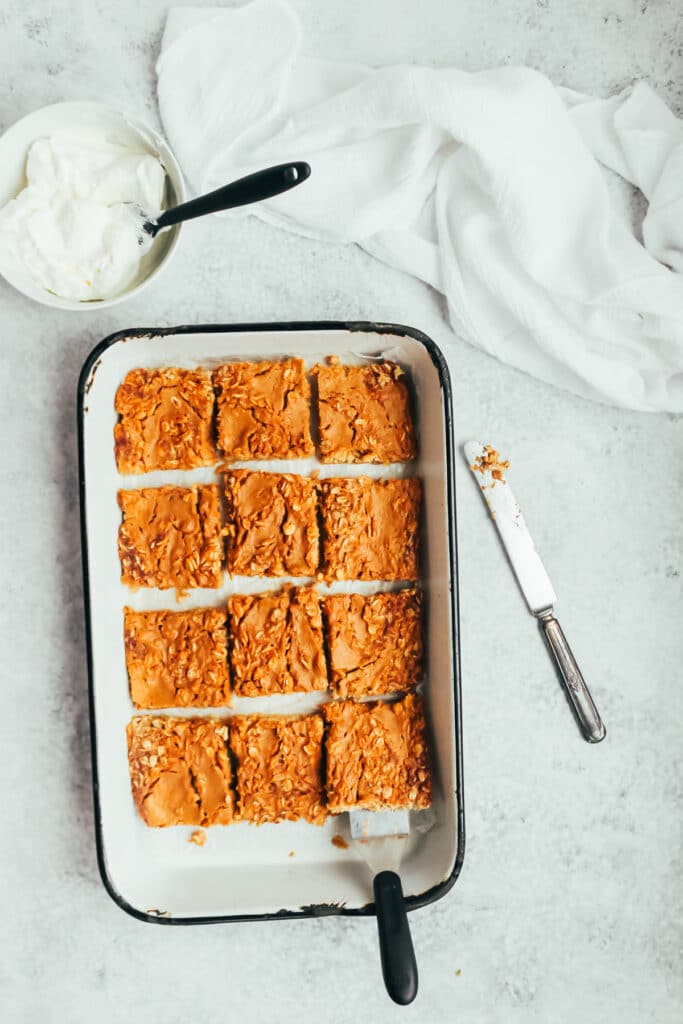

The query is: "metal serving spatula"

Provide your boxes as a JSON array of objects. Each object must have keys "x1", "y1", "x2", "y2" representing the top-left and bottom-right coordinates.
[
  {"x1": 464, "y1": 440, "x2": 606, "y2": 744},
  {"x1": 350, "y1": 808, "x2": 418, "y2": 1005}
]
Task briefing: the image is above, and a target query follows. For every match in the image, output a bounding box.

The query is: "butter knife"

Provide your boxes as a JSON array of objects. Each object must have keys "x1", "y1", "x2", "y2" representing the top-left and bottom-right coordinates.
[{"x1": 464, "y1": 441, "x2": 606, "y2": 744}]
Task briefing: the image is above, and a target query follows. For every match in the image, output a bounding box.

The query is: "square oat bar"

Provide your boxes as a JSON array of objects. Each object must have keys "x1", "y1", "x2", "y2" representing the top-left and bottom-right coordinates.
[
  {"x1": 320, "y1": 476, "x2": 421, "y2": 581},
  {"x1": 114, "y1": 367, "x2": 215, "y2": 473},
  {"x1": 224, "y1": 470, "x2": 319, "y2": 577},
  {"x1": 213, "y1": 358, "x2": 313, "y2": 459},
  {"x1": 117, "y1": 485, "x2": 223, "y2": 590},
  {"x1": 126, "y1": 716, "x2": 234, "y2": 827},
  {"x1": 229, "y1": 587, "x2": 327, "y2": 696},
  {"x1": 324, "y1": 588, "x2": 423, "y2": 698},
  {"x1": 123, "y1": 607, "x2": 231, "y2": 709},
  {"x1": 314, "y1": 361, "x2": 417, "y2": 463},
  {"x1": 229, "y1": 714, "x2": 326, "y2": 824},
  {"x1": 324, "y1": 694, "x2": 432, "y2": 814}
]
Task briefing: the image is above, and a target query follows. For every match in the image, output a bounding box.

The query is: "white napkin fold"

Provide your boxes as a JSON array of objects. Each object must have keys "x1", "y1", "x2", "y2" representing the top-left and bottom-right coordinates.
[{"x1": 157, "y1": 0, "x2": 683, "y2": 412}]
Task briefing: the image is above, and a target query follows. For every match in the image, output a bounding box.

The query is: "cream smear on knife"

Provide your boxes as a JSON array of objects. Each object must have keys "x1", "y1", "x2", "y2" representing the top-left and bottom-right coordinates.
[{"x1": 0, "y1": 134, "x2": 166, "y2": 301}]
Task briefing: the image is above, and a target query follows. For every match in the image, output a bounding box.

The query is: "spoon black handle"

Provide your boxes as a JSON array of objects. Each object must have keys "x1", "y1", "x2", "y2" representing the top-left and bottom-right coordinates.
[
  {"x1": 151, "y1": 161, "x2": 311, "y2": 234},
  {"x1": 373, "y1": 871, "x2": 418, "y2": 1006}
]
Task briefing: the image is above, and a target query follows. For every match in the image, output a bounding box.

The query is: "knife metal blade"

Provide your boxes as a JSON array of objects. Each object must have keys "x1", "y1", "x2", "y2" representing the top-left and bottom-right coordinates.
[
  {"x1": 463, "y1": 440, "x2": 556, "y2": 614},
  {"x1": 465, "y1": 440, "x2": 606, "y2": 744}
]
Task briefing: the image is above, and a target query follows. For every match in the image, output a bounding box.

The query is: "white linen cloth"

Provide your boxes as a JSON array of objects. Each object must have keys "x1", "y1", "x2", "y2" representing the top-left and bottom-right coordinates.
[{"x1": 157, "y1": 0, "x2": 683, "y2": 411}]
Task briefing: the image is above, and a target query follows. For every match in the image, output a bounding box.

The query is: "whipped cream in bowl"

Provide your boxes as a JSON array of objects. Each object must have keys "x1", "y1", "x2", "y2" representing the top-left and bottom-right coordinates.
[{"x1": 0, "y1": 103, "x2": 185, "y2": 310}]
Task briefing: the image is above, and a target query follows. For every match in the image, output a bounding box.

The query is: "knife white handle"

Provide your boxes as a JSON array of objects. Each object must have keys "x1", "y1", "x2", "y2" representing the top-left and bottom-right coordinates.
[{"x1": 540, "y1": 613, "x2": 606, "y2": 743}]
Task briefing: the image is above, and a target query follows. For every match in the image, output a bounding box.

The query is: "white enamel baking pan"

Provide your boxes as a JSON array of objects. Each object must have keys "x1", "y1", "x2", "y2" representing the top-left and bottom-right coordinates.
[{"x1": 78, "y1": 321, "x2": 464, "y2": 923}]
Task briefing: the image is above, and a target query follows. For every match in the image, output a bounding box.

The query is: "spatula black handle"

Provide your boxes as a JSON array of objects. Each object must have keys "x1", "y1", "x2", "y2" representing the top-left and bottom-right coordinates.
[
  {"x1": 373, "y1": 870, "x2": 418, "y2": 1005},
  {"x1": 153, "y1": 162, "x2": 311, "y2": 232}
]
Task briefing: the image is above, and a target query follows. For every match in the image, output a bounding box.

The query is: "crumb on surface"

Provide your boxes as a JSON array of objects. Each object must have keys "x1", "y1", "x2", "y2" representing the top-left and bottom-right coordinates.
[
  {"x1": 470, "y1": 444, "x2": 510, "y2": 483},
  {"x1": 288, "y1": 850, "x2": 296, "y2": 858},
  {"x1": 331, "y1": 834, "x2": 349, "y2": 849},
  {"x1": 189, "y1": 829, "x2": 206, "y2": 847}
]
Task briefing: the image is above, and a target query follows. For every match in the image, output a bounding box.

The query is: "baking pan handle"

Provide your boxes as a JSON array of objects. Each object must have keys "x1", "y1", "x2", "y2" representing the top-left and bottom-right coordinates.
[
  {"x1": 540, "y1": 612, "x2": 606, "y2": 743},
  {"x1": 373, "y1": 870, "x2": 418, "y2": 1005},
  {"x1": 154, "y1": 162, "x2": 311, "y2": 231}
]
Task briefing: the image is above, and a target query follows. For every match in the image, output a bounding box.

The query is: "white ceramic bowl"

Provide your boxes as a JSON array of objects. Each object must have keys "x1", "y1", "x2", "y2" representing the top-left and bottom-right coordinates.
[{"x1": 0, "y1": 102, "x2": 186, "y2": 310}]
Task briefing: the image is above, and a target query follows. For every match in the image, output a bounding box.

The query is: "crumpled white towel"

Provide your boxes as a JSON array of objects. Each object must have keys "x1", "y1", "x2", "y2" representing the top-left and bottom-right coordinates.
[{"x1": 157, "y1": 0, "x2": 683, "y2": 412}]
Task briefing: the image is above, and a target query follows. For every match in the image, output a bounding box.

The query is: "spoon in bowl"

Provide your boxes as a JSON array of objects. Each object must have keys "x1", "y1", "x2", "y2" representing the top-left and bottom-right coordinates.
[{"x1": 134, "y1": 160, "x2": 311, "y2": 244}]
